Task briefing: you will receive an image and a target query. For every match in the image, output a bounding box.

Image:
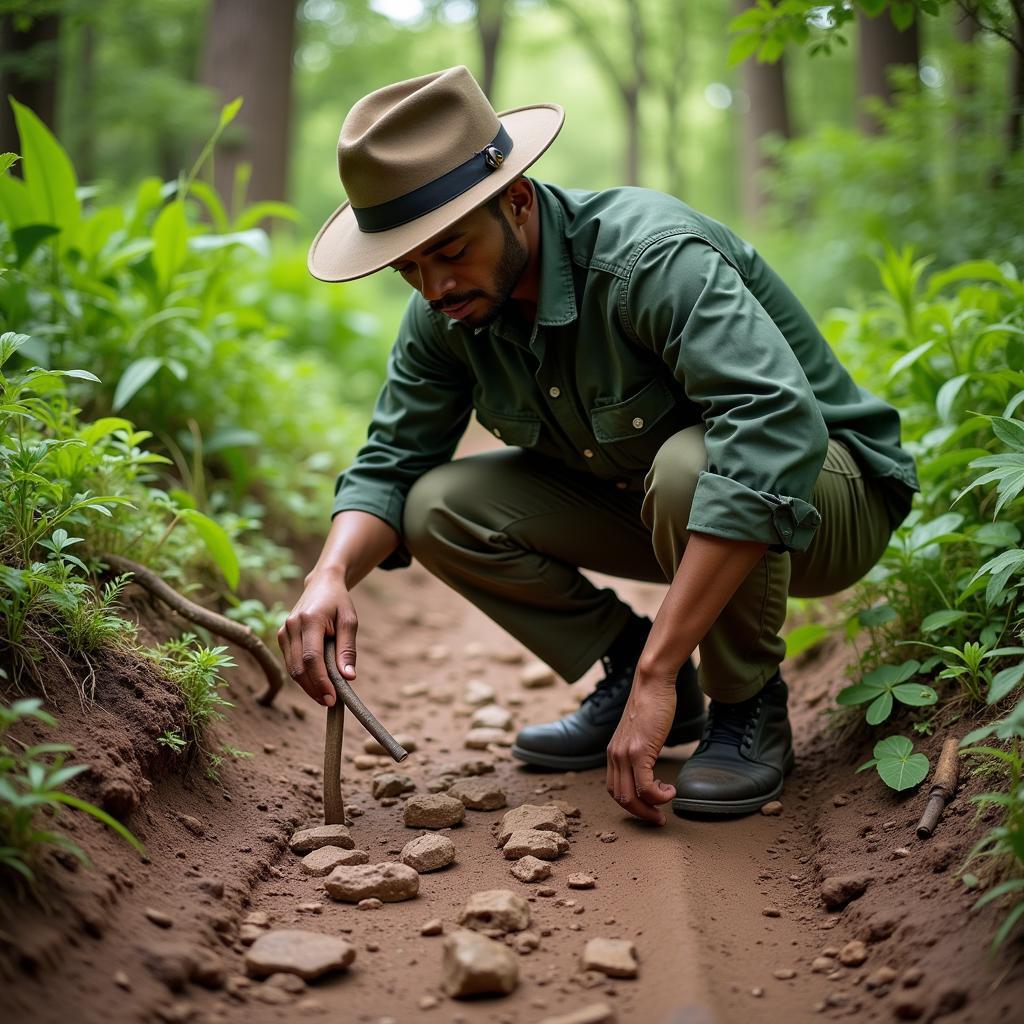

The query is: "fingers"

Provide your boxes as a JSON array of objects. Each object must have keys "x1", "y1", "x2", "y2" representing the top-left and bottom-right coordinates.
[
  {"x1": 334, "y1": 605, "x2": 358, "y2": 683},
  {"x1": 607, "y1": 744, "x2": 669, "y2": 826}
]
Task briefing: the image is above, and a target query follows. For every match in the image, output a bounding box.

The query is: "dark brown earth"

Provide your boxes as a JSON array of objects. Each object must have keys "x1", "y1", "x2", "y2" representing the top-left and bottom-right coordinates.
[{"x1": 3, "y1": 423, "x2": 1024, "y2": 1024}]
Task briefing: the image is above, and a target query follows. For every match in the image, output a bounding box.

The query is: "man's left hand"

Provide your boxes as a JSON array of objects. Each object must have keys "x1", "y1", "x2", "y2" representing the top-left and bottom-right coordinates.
[{"x1": 606, "y1": 669, "x2": 679, "y2": 826}]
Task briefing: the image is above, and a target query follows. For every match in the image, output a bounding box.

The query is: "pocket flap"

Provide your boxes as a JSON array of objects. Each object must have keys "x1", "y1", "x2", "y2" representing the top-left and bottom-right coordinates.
[
  {"x1": 474, "y1": 404, "x2": 542, "y2": 447},
  {"x1": 590, "y1": 377, "x2": 676, "y2": 443}
]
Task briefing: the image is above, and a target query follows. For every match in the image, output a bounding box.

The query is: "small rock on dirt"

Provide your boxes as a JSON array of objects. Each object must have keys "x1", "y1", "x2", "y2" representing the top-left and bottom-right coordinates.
[
  {"x1": 463, "y1": 679, "x2": 495, "y2": 705},
  {"x1": 442, "y1": 928, "x2": 519, "y2": 998},
  {"x1": 403, "y1": 793, "x2": 465, "y2": 829},
  {"x1": 300, "y1": 847, "x2": 369, "y2": 876},
  {"x1": 839, "y1": 939, "x2": 868, "y2": 966},
  {"x1": 401, "y1": 833, "x2": 456, "y2": 873},
  {"x1": 498, "y1": 804, "x2": 569, "y2": 846},
  {"x1": 363, "y1": 733, "x2": 417, "y2": 755},
  {"x1": 582, "y1": 938, "x2": 638, "y2": 979},
  {"x1": 470, "y1": 704, "x2": 514, "y2": 730},
  {"x1": 773, "y1": 968, "x2": 796, "y2": 980},
  {"x1": 145, "y1": 908, "x2": 174, "y2": 929},
  {"x1": 866, "y1": 965, "x2": 898, "y2": 989},
  {"x1": 892, "y1": 992, "x2": 927, "y2": 1020},
  {"x1": 568, "y1": 873, "x2": 596, "y2": 889},
  {"x1": 421, "y1": 918, "x2": 444, "y2": 936},
  {"x1": 502, "y1": 829, "x2": 569, "y2": 860},
  {"x1": 459, "y1": 889, "x2": 531, "y2": 933},
  {"x1": 245, "y1": 930, "x2": 354, "y2": 981},
  {"x1": 820, "y1": 874, "x2": 871, "y2": 910},
  {"x1": 447, "y1": 778, "x2": 507, "y2": 810},
  {"x1": 289, "y1": 824, "x2": 354, "y2": 855},
  {"x1": 535, "y1": 1004, "x2": 616, "y2": 1024},
  {"x1": 597, "y1": 831, "x2": 618, "y2": 843},
  {"x1": 520, "y1": 661, "x2": 556, "y2": 688},
  {"x1": 464, "y1": 727, "x2": 513, "y2": 749},
  {"x1": 510, "y1": 856, "x2": 552, "y2": 883},
  {"x1": 760, "y1": 801, "x2": 783, "y2": 816},
  {"x1": 371, "y1": 772, "x2": 415, "y2": 799},
  {"x1": 323, "y1": 862, "x2": 420, "y2": 903}
]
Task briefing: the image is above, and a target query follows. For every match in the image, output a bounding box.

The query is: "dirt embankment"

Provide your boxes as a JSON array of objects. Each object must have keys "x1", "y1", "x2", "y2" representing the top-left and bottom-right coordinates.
[{"x1": 3, "y1": 430, "x2": 1024, "y2": 1024}]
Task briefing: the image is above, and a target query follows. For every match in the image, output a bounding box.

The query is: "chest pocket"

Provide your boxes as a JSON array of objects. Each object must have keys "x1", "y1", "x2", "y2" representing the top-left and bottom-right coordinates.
[
  {"x1": 474, "y1": 402, "x2": 542, "y2": 447},
  {"x1": 589, "y1": 377, "x2": 680, "y2": 471}
]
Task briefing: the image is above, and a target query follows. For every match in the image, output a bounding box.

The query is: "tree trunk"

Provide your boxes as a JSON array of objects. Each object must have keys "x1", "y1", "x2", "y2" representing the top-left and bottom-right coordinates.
[
  {"x1": 475, "y1": 0, "x2": 504, "y2": 101},
  {"x1": 735, "y1": 1, "x2": 791, "y2": 223},
  {"x1": 1006, "y1": 6, "x2": 1024, "y2": 154},
  {"x1": 0, "y1": 12, "x2": 60, "y2": 158},
  {"x1": 198, "y1": 0, "x2": 298, "y2": 223},
  {"x1": 856, "y1": 9, "x2": 920, "y2": 135}
]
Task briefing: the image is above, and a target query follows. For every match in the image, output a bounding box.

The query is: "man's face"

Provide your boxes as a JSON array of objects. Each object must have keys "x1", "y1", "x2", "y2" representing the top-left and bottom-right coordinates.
[{"x1": 388, "y1": 195, "x2": 528, "y2": 330}]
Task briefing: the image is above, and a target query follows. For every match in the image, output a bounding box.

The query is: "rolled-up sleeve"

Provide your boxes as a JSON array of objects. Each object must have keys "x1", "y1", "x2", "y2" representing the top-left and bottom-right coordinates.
[
  {"x1": 622, "y1": 235, "x2": 828, "y2": 553},
  {"x1": 331, "y1": 295, "x2": 473, "y2": 570}
]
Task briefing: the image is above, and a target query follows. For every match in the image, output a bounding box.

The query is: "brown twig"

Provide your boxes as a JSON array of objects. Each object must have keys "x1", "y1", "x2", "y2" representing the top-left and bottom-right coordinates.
[
  {"x1": 99, "y1": 552, "x2": 288, "y2": 705},
  {"x1": 917, "y1": 737, "x2": 961, "y2": 839}
]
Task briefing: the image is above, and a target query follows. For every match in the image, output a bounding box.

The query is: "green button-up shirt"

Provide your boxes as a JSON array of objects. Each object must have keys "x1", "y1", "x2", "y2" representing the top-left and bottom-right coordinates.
[{"x1": 330, "y1": 179, "x2": 920, "y2": 570}]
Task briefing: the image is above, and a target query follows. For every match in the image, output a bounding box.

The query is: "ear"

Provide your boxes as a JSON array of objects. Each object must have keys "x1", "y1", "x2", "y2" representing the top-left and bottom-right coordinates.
[{"x1": 505, "y1": 177, "x2": 534, "y2": 225}]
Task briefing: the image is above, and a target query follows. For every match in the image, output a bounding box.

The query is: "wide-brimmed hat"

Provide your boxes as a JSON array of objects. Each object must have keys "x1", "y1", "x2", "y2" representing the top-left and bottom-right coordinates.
[{"x1": 307, "y1": 65, "x2": 564, "y2": 283}]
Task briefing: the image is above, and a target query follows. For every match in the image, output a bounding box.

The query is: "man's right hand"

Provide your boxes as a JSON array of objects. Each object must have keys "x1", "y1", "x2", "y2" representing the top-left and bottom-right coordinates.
[{"x1": 278, "y1": 567, "x2": 358, "y2": 707}]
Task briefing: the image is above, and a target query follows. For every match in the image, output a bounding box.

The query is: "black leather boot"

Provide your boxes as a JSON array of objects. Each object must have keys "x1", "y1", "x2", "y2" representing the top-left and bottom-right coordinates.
[
  {"x1": 672, "y1": 671, "x2": 796, "y2": 817},
  {"x1": 511, "y1": 618, "x2": 707, "y2": 771}
]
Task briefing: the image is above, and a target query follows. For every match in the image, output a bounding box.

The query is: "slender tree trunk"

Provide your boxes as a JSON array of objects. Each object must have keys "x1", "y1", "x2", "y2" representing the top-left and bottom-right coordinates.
[
  {"x1": 953, "y1": 5, "x2": 979, "y2": 140},
  {"x1": 198, "y1": 0, "x2": 298, "y2": 222},
  {"x1": 475, "y1": 0, "x2": 504, "y2": 101},
  {"x1": 625, "y1": 0, "x2": 645, "y2": 186},
  {"x1": 856, "y1": 9, "x2": 920, "y2": 135},
  {"x1": 1006, "y1": 6, "x2": 1024, "y2": 153},
  {"x1": 0, "y1": 12, "x2": 60, "y2": 157}
]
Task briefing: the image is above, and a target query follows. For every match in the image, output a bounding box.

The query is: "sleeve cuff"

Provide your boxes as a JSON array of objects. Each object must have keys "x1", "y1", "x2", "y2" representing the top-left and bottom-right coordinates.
[
  {"x1": 686, "y1": 470, "x2": 822, "y2": 553},
  {"x1": 330, "y1": 486, "x2": 413, "y2": 572}
]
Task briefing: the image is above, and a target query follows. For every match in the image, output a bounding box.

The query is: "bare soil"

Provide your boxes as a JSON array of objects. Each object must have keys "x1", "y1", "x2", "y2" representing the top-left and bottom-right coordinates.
[{"x1": 3, "y1": 424, "x2": 1024, "y2": 1024}]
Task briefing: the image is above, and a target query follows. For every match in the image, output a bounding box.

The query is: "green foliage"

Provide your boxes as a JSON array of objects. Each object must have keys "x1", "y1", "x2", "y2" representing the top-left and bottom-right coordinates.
[
  {"x1": 154, "y1": 631, "x2": 235, "y2": 742},
  {"x1": 856, "y1": 733, "x2": 931, "y2": 790},
  {"x1": 837, "y1": 659, "x2": 937, "y2": 724},
  {"x1": 0, "y1": 697, "x2": 144, "y2": 893}
]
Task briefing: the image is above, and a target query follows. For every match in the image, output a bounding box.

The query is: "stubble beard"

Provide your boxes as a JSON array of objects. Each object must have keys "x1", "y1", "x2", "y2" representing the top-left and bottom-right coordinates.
[{"x1": 448, "y1": 215, "x2": 528, "y2": 331}]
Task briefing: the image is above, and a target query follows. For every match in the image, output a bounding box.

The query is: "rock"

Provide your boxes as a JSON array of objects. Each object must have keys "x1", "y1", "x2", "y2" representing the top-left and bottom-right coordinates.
[
  {"x1": 363, "y1": 733, "x2": 417, "y2": 755},
  {"x1": 464, "y1": 727, "x2": 513, "y2": 749},
  {"x1": 892, "y1": 993, "x2": 926, "y2": 1020},
  {"x1": 459, "y1": 889, "x2": 531, "y2": 933},
  {"x1": 463, "y1": 679, "x2": 495, "y2": 706},
  {"x1": 114, "y1": 970, "x2": 131, "y2": 990},
  {"x1": 353, "y1": 754, "x2": 379, "y2": 770},
  {"x1": 582, "y1": 938, "x2": 638, "y2": 979},
  {"x1": 773, "y1": 968, "x2": 796, "y2": 980},
  {"x1": 901, "y1": 966, "x2": 925, "y2": 987},
  {"x1": 503, "y1": 829, "x2": 570, "y2": 860},
  {"x1": 862, "y1": 911, "x2": 899, "y2": 942},
  {"x1": 401, "y1": 833, "x2": 456, "y2": 873},
  {"x1": 197, "y1": 878, "x2": 224, "y2": 899},
  {"x1": 418, "y1": 994, "x2": 439, "y2": 1010},
  {"x1": 510, "y1": 856, "x2": 552, "y2": 883},
  {"x1": 141, "y1": 945, "x2": 195, "y2": 992},
  {"x1": 552, "y1": 799, "x2": 581, "y2": 818},
  {"x1": 323, "y1": 862, "x2": 420, "y2": 903},
  {"x1": 447, "y1": 778, "x2": 507, "y2": 811},
  {"x1": 514, "y1": 930, "x2": 541, "y2": 953},
  {"x1": 403, "y1": 793, "x2": 465, "y2": 829},
  {"x1": 245, "y1": 930, "x2": 354, "y2": 981},
  {"x1": 865, "y1": 965, "x2": 897, "y2": 990},
  {"x1": 494, "y1": 647, "x2": 525, "y2": 664},
  {"x1": 760, "y1": 801, "x2": 783, "y2": 816},
  {"x1": 145, "y1": 908, "x2": 174, "y2": 929},
  {"x1": 190, "y1": 950, "x2": 226, "y2": 990},
  {"x1": 820, "y1": 874, "x2": 871, "y2": 910},
  {"x1": 811, "y1": 956, "x2": 834, "y2": 973},
  {"x1": 934, "y1": 985, "x2": 967, "y2": 1016},
  {"x1": 535, "y1": 1005, "x2": 615, "y2": 1024},
  {"x1": 244, "y1": 912, "x2": 270, "y2": 927},
  {"x1": 357, "y1": 898, "x2": 382, "y2": 910},
  {"x1": 839, "y1": 940, "x2": 868, "y2": 967},
  {"x1": 497, "y1": 804, "x2": 569, "y2": 846},
  {"x1": 238, "y1": 924, "x2": 265, "y2": 946},
  {"x1": 421, "y1": 918, "x2": 444, "y2": 936},
  {"x1": 568, "y1": 873, "x2": 596, "y2": 889},
  {"x1": 456, "y1": 758, "x2": 495, "y2": 777},
  {"x1": 265, "y1": 972, "x2": 306, "y2": 993},
  {"x1": 470, "y1": 704, "x2": 514, "y2": 730},
  {"x1": 300, "y1": 847, "x2": 369, "y2": 876},
  {"x1": 371, "y1": 772, "x2": 415, "y2": 799},
  {"x1": 597, "y1": 831, "x2": 618, "y2": 843},
  {"x1": 762, "y1": 907, "x2": 782, "y2": 918},
  {"x1": 289, "y1": 825, "x2": 354, "y2": 855},
  {"x1": 520, "y1": 661, "x2": 556, "y2": 688},
  {"x1": 441, "y1": 928, "x2": 519, "y2": 998}
]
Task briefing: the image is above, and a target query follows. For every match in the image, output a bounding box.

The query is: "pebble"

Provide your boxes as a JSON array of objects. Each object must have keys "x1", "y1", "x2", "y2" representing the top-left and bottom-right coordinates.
[
  {"x1": 471, "y1": 704, "x2": 514, "y2": 730},
  {"x1": 238, "y1": 924, "x2": 265, "y2": 946},
  {"x1": 832, "y1": 793, "x2": 850, "y2": 806},
  {"x1": 494, "y1": 647, "x2": 525, "y2": 664},
  {"x1": 901, "y1": 966, "x2": 925, "y2": 987},
  {"x1": 357, "y1": 898, "x2": 382, "y2": 910},
  {"x1": 892, "y1": 993, "x2": 926, "y2": 1020},
  {"x1": 114, "y1": 970, "x2": 131, "y2": 990},
  {"x1": 447, "y1": 778, "x2": 507, "y2": 811},
  {"x1": 760, "y1": 801, "x2": 784, "y2": 816},
  {"x1": 145, "y1": 908, "x2": 174, "y2": 929},
  {"x1": 498, "y1": 804, "x2": 569, "y2": 846},
  {"x1": 520, "y1": 661, "x2": 556, "y2": 688},
  {"x1": 289, "y1": 825, "x2": 354, "y2": 855},
  {"x1": 535, "y1": 1003, "x2": 615, "y2": 1024},
  {"x1": 773, "y1": 968, "x2": 796, "y2": 980},
  {"x1": 839, "y1": 939, "x2": 868, "y2": 967},
  {"x1": 371, "y1": 772, "x2": 415, "y2": 799},
  {"x1": 323, "y1": 862, "x2": 420, "y2": 903},
  {"x1": 460, "y1": 889, "x2": 531, "y2": 934},
  {"x1": 364, "y1": 733, "x2": 417, "y2": 755},
  {"x1": 300, "y1": 847, "x2": 369, "y2": 877},
  {"x1": 762, "y1": 907, "x2": 781, "y2": 918},
  {"x1": 568, "y1": 873, "x2": 596, "y2": 889},
  {"x1": 421, "y1": 918, "x2": 444, "y2": 936},
  {"x1": 894, "y1": 847, "x2": 911, "y2": 859},
  {"x1": 597, "y1": 831, "x2": 618, "y2": 843},
  {"x1": 819, "y1": 874, "x2": 871, "y2": 910},
  {"x1": 464, "y1": 727, "x2": 513, "y2": 749},
  {"x1": 503, "y1": 829, "x2": 570, "y2": 860},
  {"x1": 811, "y1": 956, "x2": 835, "y2": 973},
  {"x1": 442, "y1": 928, "x2": 519, "y2": 997},
  {"x1": 265, "y1": 972, "x2": 306, "y2": 993},
  {"x1": 418, "y1": 994, "x2": 439, "y2": 1010},
  {"x1": 582, "y1": 937, "x2": 638, "y2": 979},
  {"x1": 866, "y1": 965, "x2": 898, "y2": 989},
  {"x1": 515, "y1": 930, "x2": 541, "y2": 953},
  {"x1": 401, "y1": 833, "x2": 456, "y2": 873},
  {"x1": 552, "y1": 799, "x2": 581, "y2": 818},
  {"x1": 353, "y1": 754, "x2": 379, "y2": 770},
  {"x1": 403, "y1": 793, "x2": 466, "y2": 829},
  {"x1": 244, "y1": 930, "x2": 355, "y2": 981},
  {"x1": 510, "y1": 856, "x2": 553, "y2": 883},
  {"x1": 464, "y1": 679, "x2": 496, "y2": 706}
]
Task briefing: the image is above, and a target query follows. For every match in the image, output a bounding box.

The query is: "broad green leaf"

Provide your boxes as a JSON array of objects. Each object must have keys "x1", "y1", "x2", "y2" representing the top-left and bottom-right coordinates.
[
  {"x1": 232, "y1": 201, "x2": 300, "y2": 231},
  {"x1": 936, "y1": 373, "x2": 969, "y2": 424},
  {"x1": 858, "y1": 604, "x2": 896, "y2": 627},
  {"x1": 991, "y1": 416, "x2": 1024, "y2": 452},
  {"x1": 988, "y1": 663, "x2": 1024, "y2": 705},
  {"x1": 919, "y1": 609, "x2": 966, "y2": 633},
  {"x1": 891, "y1": 683, "x2": 938, "y2": 707},
  {"x1": 179, "y1": 508, "x2": 240, "y2": 590},
  {"x1": 974, "y1": 522, "x2": 1021, "y2": 548},
  {"x1": 219, "y1": 96, "x2": 243, "y2": 129},
  {"x1": 872, "y1": 735, "x2": 930, "y2": 791},
  {"x1": 886, "y1": 340, "x2": 934, "y2": 382},
  {"x1": 152, "y1": 199, "x2": 189, "y2": 292},
  {"x1": 866, "y1": 691, "x2": 894, "y2": 724},
  {"x1": 12, "y1": 223, "x2": 60, "y2": 266},
  {"x1": 784, "y1": 622, "x2": 830, "y2": 659},
  {"x1": 0, "y1": 152, "x2": 18, "y2": 174},
  {"x1": 112, "y1": 357, "x2": 164, "y2": 411},
  {"x1": 837, "y1": 681, "x2": 884, "y2": 705}
]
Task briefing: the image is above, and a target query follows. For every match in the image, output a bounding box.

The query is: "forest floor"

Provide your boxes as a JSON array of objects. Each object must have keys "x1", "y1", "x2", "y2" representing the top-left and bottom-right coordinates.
[{"x1": 4, "y1": 424, "x2": 1024, "y2": 1024}]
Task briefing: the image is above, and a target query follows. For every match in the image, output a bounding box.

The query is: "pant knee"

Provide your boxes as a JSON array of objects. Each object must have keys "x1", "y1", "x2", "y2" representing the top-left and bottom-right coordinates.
[
  {"x1": 402, "y1": 464, "x2": 461, "y2": 558},
  {"x1": 642, "y1": 425, "x2": 706, "y2": 524}
]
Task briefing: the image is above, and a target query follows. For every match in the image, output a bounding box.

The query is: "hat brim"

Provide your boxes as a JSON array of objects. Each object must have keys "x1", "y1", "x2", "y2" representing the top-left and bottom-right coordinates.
[{"x1": 307, "y1": 103, "x2": 565, "y2": 283}]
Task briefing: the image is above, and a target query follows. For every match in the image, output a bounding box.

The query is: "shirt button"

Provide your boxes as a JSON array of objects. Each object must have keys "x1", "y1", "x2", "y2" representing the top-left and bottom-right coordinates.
[
  {"x1": 583, "y1": 448, "x2": 594, "y2": 459},
  {"x1": 548, "y1": 386, "x2": 561, "y2": 398},
  {"x1": 493, "y1": 427, "x2": 501, "y2": 438},
  {"x1": 632, "y1": 416, "x2": 644, "y2": 429}
]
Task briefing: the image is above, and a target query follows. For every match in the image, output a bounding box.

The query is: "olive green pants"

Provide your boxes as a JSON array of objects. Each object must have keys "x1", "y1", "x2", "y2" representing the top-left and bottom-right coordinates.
[{"x1": 401, "y1": 426, "x2": 892, "y2": 702}]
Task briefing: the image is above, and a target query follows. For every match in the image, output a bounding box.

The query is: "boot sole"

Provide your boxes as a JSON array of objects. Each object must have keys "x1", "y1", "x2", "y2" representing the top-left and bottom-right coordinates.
[
  {"x1": 671, "y1": 748, "x2": 796, "y2": 817},
  {"x1": 510, "y1": 712, "x2": 709, "y2": 772}
]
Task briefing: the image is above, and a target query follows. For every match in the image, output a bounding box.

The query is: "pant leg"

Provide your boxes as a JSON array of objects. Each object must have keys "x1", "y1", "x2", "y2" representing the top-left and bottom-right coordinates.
[
  {"x1": 402, "y1": 446, "x2": 666, "y2": 683},
  {"x1": 641, "y1": 427, "x2": 893, "y2": 702}
]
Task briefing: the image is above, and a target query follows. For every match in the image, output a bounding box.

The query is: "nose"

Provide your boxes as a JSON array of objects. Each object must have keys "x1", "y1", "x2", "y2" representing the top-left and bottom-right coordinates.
[{"x1": 418, "y1": 265, "x2": 456, "y2": 303}]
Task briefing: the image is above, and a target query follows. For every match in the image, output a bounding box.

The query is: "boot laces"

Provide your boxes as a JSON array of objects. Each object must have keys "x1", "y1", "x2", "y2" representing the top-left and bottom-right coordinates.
[
  {"x1": 581, "y1": 654, "x2": 633, "y2": 710},
  {"x1": 704, "y1": 693, "x2": 761, "y2": 748}
]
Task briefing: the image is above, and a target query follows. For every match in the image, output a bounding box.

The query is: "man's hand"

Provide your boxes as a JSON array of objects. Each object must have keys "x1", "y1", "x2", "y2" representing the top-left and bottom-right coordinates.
[
  {"x1": 606, "y1": 668, "x2": 679, "y2": 826},
  {"x1": 277, "y1": 567, "x2": 359, "y2": 707}
]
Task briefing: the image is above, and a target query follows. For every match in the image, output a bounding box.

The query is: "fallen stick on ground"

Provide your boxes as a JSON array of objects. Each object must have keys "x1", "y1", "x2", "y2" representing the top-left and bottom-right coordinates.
[
  {"x1": 322, "y1": 636, "x2": 408, "y2": 825},
  {"x1": 917, "y1": 736, "x2": 961, "y2": 839},
  {"x1": 101, "y1": 552, "x2": 288, "y2": 705}
]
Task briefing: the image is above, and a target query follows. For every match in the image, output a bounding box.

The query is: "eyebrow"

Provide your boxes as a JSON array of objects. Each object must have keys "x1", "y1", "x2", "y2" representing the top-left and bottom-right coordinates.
[{"x1": 392, "y1": 232, "x2": 465, "y2": 268}]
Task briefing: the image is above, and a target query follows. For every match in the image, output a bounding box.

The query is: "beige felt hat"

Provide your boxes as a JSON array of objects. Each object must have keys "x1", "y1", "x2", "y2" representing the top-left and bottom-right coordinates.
[{"x1": 307, "y1": 65, "x2": 564, "y2": 283}]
